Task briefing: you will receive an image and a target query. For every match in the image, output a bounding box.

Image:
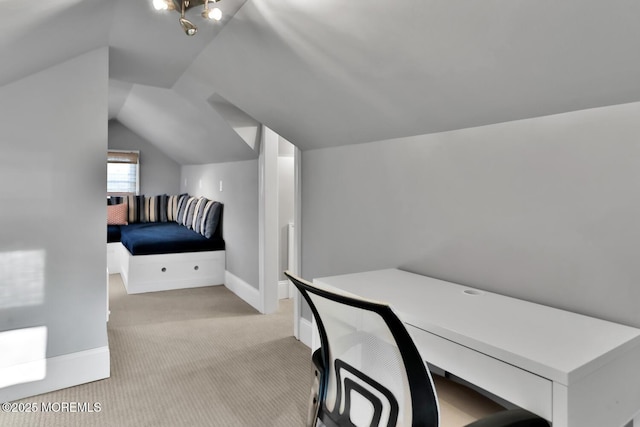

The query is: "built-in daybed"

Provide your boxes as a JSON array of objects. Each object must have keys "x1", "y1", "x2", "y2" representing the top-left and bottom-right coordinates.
[{"x1": 107, "y1": 194, "x2": 225, "y2": 294}]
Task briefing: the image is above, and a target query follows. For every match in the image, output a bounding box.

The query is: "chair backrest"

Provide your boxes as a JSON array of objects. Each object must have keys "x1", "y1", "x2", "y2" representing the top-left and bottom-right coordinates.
[{"x1": 285, "y1": 271, "x2": 440, "y2": 427}]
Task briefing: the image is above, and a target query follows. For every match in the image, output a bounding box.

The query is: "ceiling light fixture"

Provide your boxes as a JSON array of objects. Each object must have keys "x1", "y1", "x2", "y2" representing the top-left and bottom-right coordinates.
[{"x1": 152, "y1": 0, "x2": 222, "y2": 36}]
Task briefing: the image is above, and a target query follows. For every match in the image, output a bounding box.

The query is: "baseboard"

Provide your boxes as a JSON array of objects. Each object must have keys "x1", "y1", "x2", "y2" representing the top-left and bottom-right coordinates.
[
  {"x1": 0, "y1": 346, "x2": 110, "y2": 403},
  {"x1": 299, "y1": 317, "x2": 313, "y2": 348},
  {"x1": 125, "y1": 278, "x2": 224, "y2": 294},
  {"x1": 278, "y1": 280, "x2": 290, "y2": 299},
  {"x1": 225, "y1": 270, "x2": 261, "y2": 312}
]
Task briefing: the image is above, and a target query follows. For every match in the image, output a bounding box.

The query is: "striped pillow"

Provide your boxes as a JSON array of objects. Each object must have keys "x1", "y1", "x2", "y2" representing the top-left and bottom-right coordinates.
[
  {"x1": 141, "y1": 196, "x2": 150, "y2": 222},
  {"x1": 175, "y1": 194, "x2": 192, "y2": 225},
  {"x1": 183, "y1": 197, "x2": 199, "y2": 229},
  {"x1": 107, "y1": 196, "x2": 124, "y2": 205},
  {"x1": 158, "y1": 194, "x2": 168, "y2": 222},
  {"x1": 127, "y1": 195, "x2": 144, "y2": 223},
  {"x1": 201, "y1": 201, "x2": 221, "y2": 239},
  {"x1": 167, "y1": 193, "x2": 188, "y2": 222},
  {"x1": 192, "y1": 197, "x2": 210, "y2": 233},
  {"x1": 167, "y1": 195, "x2": 179, "y2": 221},
  {"x1": 146, "y1": 196, "x2": 156, "y2": 222},
  {"x1": 146, "y1": 195, "x2": 168, "y2": 223}
]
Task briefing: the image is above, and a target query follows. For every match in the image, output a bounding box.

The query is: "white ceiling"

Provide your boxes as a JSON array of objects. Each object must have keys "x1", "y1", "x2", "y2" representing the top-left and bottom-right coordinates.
[{"x1": 2, "y1": 0, "x2": 640, "y2": 164}]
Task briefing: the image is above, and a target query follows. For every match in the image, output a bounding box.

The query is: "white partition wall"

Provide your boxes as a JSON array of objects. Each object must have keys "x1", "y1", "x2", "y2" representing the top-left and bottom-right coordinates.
[
  {"x1": 0, "y1": 48, "x2": 110, "y2": 402},
  {"x1": 259, "y1": 126, "x2": 280, "y2": 314}
]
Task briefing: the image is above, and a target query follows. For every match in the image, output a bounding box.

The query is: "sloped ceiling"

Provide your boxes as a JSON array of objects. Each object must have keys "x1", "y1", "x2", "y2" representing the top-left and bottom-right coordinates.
[
  {"x1": 106, "y1": 0, "x2": 256, "y2": 164},
  {"x1": 0, "y1": 0, "x2": 113, "y2": 87},
  {"x1": 2, "y1": 0, "x2": 640, "y2": 163},
  {"x1": 190, "y1": 0, "x2": 640, "y2": 150}
]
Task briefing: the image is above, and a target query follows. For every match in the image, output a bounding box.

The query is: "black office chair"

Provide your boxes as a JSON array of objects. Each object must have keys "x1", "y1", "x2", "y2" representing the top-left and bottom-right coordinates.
[{"x1": 285, "y1": 271, "x2": 550, "y2": 427}]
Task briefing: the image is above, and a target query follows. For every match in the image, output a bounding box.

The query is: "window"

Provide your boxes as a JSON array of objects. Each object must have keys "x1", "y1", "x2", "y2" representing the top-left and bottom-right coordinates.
[{"x1": 107, "y1": 150, "x2": 139, "y2": 196}]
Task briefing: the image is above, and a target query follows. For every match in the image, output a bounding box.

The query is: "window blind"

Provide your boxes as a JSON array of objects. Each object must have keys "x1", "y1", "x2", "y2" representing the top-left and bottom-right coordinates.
[
  {"x1": 108, "y1": 151, "x2": 139, "y2": 164},
  {"x1": 107, "y1": 150, "x2": 139, "y2": 195}
]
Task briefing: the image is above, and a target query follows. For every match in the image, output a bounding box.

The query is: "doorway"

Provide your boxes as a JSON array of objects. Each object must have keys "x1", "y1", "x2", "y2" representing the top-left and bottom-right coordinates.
[{"x1": 258, "y1": 127, "x2": 300, "y2": 315}]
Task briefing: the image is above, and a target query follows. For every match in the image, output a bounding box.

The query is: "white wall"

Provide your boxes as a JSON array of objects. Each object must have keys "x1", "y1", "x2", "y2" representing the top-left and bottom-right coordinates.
[
  {"x1": 181, "y1": 160, "x2": 259, "y2": 288},
  {"x1": 108, "y1": 120, "x2": 181, "y2": 195},
  {"x1": 278, "y1": 139, "x2": 295, "y2": 281},
  {"x1": 302, "y1": 102, "x2": 640, "y2": 328},
  {"x1": 0, "y1": 48, "x2": 110, "y2": 400}
]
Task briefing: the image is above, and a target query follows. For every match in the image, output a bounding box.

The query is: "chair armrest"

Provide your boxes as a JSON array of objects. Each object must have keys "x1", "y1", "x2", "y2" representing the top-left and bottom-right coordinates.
[{"x1": 464, "y1": 408, "x2": 550, "y2": 427}]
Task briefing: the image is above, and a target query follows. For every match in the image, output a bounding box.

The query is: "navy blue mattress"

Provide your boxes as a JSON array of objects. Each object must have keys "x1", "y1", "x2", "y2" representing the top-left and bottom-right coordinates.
[
  {"x1": 107, "y1": 225, "x2": 122, "y2": 243},
  {"x1": 119, "y1": 222, "x2": 225, "y2": 255}
]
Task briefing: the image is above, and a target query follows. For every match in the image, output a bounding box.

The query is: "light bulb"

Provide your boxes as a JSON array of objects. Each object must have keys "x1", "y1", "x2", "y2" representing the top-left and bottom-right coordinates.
[
  {"x1": 152, "y1": 0, "x2": 169, "y2": 11},
  {"x1": 180, "y1": 17, "x2": 198, "y2": 36},
  {"x1": 207, "y1": 7, "x2": 222, "y2": 21}
]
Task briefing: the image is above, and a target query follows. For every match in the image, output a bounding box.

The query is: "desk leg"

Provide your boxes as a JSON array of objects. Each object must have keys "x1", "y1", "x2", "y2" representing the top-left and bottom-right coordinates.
[{"x1": 552, "y1": 383, "x2": 568, "y2": 427}]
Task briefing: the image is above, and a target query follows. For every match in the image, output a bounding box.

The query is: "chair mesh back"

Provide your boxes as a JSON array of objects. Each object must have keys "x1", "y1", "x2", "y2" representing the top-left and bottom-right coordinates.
[
  {"x1": 284, "y1": 273, "x2": 440, "y2": 427},
  {"x1": 309, "y1": 293, "x2": 413, "y2": 426}
]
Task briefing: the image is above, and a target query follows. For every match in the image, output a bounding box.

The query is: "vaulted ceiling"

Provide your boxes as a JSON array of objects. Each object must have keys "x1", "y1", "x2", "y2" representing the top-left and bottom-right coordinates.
[{"x1": 2, "y1": 0, "x2": 640, "y2": 164}]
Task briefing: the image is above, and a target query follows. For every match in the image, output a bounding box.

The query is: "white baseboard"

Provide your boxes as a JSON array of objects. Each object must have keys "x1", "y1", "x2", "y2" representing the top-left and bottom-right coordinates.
[
  {"x1": 225, "y1": 270, "x2": 261, "y2": 313},
  {"x1": 278, "y1": 280, "x2": 291, "y2": 299},
  {"x1": 299, "y1": 317, "x2": 313, "y2": 349},
  {"x1": 124, "y1": 277, "x2": 224, "y2": 295},
  {"x1": 0, "y1": 346, "x2": 110, "y2": 403}
]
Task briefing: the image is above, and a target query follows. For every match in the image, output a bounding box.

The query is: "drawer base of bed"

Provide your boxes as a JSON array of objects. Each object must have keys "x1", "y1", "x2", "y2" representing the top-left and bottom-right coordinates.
[
  {"x1": 107, "y1": 242, "x2": 123, "y2": 274},
  {"x1": 118, "y1": 246, "x2": 226, "y2": 294}
]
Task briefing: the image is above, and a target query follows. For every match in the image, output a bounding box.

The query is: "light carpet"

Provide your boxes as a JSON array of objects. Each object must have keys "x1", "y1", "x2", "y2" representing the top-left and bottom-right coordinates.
[{"x1": 1, "y1": 274, "x2": 502, "y2": 426}]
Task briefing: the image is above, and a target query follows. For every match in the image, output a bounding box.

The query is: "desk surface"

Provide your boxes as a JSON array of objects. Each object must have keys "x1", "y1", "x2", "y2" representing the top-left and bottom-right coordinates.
[{"x1": 314, "y1": 269, "x2": 640, "y2": 386}]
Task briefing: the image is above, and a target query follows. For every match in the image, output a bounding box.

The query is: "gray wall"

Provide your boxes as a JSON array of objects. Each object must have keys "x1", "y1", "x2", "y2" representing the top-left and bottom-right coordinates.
[
  {"x1": 302, "y1": 102, "x2": 640, "y2": 328},
  {"x1": 0, "y1": 48, "x2": 109, "y2": 361},
  {"x1": 181, "y1": 160, "x2": 259, "y2": 288},
  {"x1": 108, "y1": 120, "x2": 181, "y2": 196}
]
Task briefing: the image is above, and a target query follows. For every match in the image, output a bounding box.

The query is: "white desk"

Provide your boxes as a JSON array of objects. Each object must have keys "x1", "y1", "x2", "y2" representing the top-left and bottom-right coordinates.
[{"x1": 313, "y1": 269, "x2": 640, "y2": 427}]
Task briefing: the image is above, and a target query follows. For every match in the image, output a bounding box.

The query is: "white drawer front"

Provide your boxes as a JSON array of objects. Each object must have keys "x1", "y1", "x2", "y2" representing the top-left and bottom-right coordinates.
[
  {"x1": 133, "y1": 257, "x2": 217, "y2": 280},
  {"x1": 125, "y1": 251, "x2": 226, "y2": 294},
  {"x1": 406, "y1": 325, "x2": 552, "y2": 421}
]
